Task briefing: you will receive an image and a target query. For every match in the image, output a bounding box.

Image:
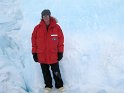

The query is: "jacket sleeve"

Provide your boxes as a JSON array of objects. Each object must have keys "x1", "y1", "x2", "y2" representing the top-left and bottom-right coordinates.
[
  {"x1": 57, "y1": 25, "x2": 64, "y2": 53},
  {"x1": 31, "y1": 25, "x2": 38, "y2": 53}
]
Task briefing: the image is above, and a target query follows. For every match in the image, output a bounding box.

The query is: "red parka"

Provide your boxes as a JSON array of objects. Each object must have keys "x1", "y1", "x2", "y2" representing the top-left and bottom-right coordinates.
[{"x1": 31, "y1": 17, "x2": 64, "y2": 64}]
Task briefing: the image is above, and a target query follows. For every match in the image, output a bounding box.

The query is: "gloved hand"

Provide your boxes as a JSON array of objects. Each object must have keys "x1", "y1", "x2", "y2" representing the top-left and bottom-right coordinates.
[
  {"x1": 58, "y1": 52, "x2": 63, "y2": 61},
  {"x1": 32, "y1": 53, "x2": 38, "y2": 62}
]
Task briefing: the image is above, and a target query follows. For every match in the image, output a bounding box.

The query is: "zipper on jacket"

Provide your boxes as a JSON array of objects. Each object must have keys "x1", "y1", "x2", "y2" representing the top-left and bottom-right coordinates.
[
  {"x1": 44, "y1": 28, "x2": 47, "y2": 63},
  {"x1": 45, "y1": 26, "x2": 49, "y2": 64},
  {"x1": 45, "y1": 25, "x2": 50, "y2": 64}
]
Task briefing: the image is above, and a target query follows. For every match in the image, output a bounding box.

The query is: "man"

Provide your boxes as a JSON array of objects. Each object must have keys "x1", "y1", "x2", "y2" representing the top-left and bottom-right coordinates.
[{"x1": 31, "y1": 9, "x2": 64, "y2": 93}]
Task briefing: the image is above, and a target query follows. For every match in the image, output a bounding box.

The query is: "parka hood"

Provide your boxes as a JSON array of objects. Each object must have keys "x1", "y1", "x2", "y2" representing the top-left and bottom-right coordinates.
[{"x1": 39, "y1": 17, "x2": 58, "y2": 27}]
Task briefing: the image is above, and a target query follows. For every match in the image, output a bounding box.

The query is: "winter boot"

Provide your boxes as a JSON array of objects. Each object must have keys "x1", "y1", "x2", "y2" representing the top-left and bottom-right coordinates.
[
  {"x1": 58, "y1": 87, "x2": 65, "y2": 93},
  {"x1": 44, "y1": 87, "x2": 52, "y2": 93}
]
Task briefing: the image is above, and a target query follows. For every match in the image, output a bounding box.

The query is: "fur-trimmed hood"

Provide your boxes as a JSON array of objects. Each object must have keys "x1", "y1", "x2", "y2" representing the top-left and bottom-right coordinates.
[{"x1": 39, "y1": 16, "x2": 58, "y2": 27}]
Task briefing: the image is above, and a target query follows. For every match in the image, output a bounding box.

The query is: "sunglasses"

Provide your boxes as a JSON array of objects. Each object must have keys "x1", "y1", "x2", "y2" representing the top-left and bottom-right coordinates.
[{"x1": 43, "y1": 15, "x2": 50, "y2": 19}]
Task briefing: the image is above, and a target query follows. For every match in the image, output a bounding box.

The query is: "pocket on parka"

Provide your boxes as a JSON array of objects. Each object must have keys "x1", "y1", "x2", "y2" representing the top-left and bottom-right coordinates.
[
  {"x1": 37, "y1": 52, "x2": 45, "y2": 62},
  {"x1": 50, "y1": 49, "x2": 58, "y2": 61}
]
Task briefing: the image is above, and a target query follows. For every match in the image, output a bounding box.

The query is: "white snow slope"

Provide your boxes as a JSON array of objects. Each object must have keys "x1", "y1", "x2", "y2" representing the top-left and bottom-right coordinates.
[{"x1": 0, "y1": 0, "x2": 124, "y2": 93}]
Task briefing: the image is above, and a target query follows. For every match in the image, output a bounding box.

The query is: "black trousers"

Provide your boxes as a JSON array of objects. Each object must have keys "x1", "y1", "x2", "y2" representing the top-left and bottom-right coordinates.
[{"x1": 40, "y1": 63, "x2": 63, "y2": 88}]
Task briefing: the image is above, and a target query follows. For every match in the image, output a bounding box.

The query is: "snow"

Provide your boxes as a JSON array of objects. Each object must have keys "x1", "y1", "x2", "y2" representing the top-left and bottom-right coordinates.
[{"x1": 0, "y1": 0, "x2": 124, "y2": 93}]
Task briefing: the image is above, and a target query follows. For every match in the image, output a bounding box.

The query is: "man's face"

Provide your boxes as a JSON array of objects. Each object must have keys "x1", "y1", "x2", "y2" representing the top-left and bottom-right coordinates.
[{"x1": 43, "y1": 15, "x2": 50, "y2": 24}]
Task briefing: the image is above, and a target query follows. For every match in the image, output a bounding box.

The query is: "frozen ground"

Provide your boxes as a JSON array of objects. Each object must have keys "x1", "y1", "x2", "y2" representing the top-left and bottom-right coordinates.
[{"x1": 0, "y1": 0, "x2": 124, "y2": 93}]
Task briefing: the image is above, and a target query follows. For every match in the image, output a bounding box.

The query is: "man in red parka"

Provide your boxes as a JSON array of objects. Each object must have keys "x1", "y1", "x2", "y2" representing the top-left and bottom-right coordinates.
[{"x1": 31, "y1": 9, "x2": 64, "y2": 93}]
